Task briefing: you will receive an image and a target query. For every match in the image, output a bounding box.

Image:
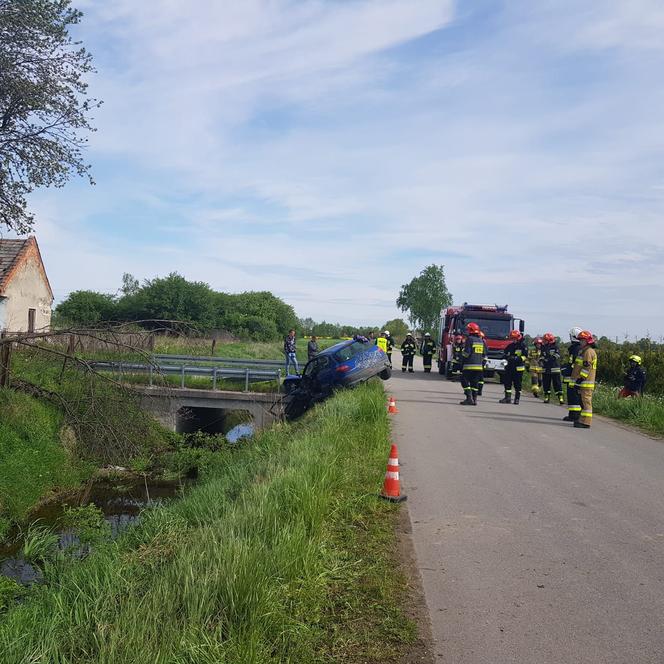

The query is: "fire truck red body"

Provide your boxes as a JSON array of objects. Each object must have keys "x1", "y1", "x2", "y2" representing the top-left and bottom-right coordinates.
[{"x1": 437, "y1": 303, "x2": 525, "y2": 380}]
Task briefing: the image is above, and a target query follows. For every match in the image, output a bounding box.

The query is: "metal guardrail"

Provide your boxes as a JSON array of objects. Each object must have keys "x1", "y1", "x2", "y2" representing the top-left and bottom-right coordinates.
[
  {"x1": 153, "y1": 354, "x2": 284, "y2": 368},
  {"x1": 89, "y1": 361, "x2": 281, "y2": 392}
]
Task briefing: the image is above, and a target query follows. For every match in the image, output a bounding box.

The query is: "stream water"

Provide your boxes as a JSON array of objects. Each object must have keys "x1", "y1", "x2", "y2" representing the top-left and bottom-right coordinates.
[{"x1": 0, "y1": 476, "x2": 192, "y2": 585}]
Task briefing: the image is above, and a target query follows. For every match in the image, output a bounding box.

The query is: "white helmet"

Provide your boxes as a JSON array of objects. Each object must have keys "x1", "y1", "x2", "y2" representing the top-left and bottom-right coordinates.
[
  {"x1": 384, "y1": 330, "x2": 390, "y2": 336},
  {"x1": 569, "y1": 326, "x2": 583, "y2": 342},
  {"x1": 424, "y1": 332, "x2": 431, "y2": 336}
]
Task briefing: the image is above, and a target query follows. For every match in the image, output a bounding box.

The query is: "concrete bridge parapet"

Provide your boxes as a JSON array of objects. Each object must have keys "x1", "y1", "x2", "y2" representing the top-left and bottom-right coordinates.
[{"x1": 134, "y1": 386, "x2": 284, "y2": 432}]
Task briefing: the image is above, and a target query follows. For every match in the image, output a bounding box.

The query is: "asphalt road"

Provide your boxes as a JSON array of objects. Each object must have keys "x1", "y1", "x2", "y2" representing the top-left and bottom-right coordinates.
[{"x1": 387, "y1": 354, "x2": 664, "y2": 664}]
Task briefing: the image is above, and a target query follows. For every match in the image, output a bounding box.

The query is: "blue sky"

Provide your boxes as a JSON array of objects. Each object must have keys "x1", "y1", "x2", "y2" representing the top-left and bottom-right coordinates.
[{"x1": 25, "y1": 0, "x2": 664, "y2": 338}]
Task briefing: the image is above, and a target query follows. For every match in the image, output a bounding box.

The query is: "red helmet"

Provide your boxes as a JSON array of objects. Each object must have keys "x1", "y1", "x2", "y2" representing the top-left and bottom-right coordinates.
[
  {"x1": 509, "y1": 330, "x2": 523, "y2": 340},
  {"x1": 466, "y1": 322, "x2": 481, "y2": 335},
  {"x1": 543, "y1": 332, "x2": 555, "y2": 344},
  {"x1": 577, "y1": 330, "x2": 595, "y2": 344},
  {"x1": 534, "y1": 336, "x2": 543, "y2": 346}
]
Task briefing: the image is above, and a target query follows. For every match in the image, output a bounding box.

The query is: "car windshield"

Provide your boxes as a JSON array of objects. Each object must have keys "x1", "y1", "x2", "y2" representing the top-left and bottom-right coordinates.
[
  {"x1": 334, "y1": 341, "x2": 368, "y2": 362},
  {"x1": 459, "y1": 317, "x2": 511, "y2": 339}
]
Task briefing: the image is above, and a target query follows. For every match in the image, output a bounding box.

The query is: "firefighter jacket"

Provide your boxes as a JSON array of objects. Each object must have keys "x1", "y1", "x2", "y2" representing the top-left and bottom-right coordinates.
[
  {"x1": 527, "y1": 346, "x2": 542, "y2": 372},
  {"x1": 462, "y1": 334, "x2": 485, "y2": 371},
  {"x1": 401, "y1": 338, "x2": 417, "y2": 357},
  {"x1": 503, "y1": 340, "x2": 528, "y2": 372},
  {"x1": 539, "y1": 342, "x2": 562, "y2": 373},
  {"x1": 561, "y1": 341, "x2": 581, "y2": 380},
  {"x1": 624, "y1": 365, "x2": 646, "y2": 393},
  {"x1": 386, "y1": 336, "x2": 394, "y2": 353},
  {"x1": 452, "y1": 343, "x2": 464, "y2": 365},
  {"x1": 571, "y1": 345, "x2": 597, "y2": 389},
  {"x1": 420, "y1": 338, "x2": 436, "y2": 356}
]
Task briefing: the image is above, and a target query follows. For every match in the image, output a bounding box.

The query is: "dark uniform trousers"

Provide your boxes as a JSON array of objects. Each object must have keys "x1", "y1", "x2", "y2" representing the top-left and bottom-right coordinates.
[
  {"x1": 543, "y1": 370, "x2": 562, "y2": 400},
  {"x1": 462, "y1": 370, "x2": 482, "y2": 395}
]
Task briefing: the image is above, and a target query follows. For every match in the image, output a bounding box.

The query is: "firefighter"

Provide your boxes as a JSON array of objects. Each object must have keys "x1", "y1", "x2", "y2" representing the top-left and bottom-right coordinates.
[
  {"x1": 477, "y1": 330, "x2": 489, "y2": 396},
  {"x1": 384, "y1": 331, "x2": 394, "y2": 366},
  {"x1": 460, "y1": 322, "x2": 484, "y2": 406},
  {"x1": 571, "y1": 330, "x2": 597, "y2": 428},
  {"x1": 619, "y1": 355, "x2": 646, "y2": 398},
  {"x1": 540, "y1": 332, "x2": 564, "y2": 404},
  {"x1": 451, "y1": 334, "x2": 465, "y2": 376},
  {"x1": 527, "y1": 337, "x2": 544, "y2": 397},
  {"x1": 499, "y1": 330, "x2": 527, "y2": 404},
  {"x1": 376, "y1": 331, "x2": 388, "y2": 354},
  {"x1": 561, "y1": 326, "x2": 583, "y2": 421},
  {"x1": 401, "y1": 332, "x2": 417, "y2": 373},
  {"x1": 420, "y1": 332, "x2": 436, "y2": 373}
]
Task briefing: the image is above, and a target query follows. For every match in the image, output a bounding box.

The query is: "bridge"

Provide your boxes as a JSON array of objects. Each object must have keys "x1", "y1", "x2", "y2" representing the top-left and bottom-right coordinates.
[{"x1": 134, "y1": 385, "x2": 284, "y2": 433}]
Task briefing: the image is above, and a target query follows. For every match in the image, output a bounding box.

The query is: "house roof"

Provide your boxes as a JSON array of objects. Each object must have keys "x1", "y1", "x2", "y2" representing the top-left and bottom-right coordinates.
[{"x1": 0, "y1": 237, "x2": 54, "y2": 300}]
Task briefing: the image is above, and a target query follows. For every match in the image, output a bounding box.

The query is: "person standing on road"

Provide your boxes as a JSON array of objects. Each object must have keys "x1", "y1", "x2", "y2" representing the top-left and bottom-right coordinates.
[
  {"x1": 420, "y1": 332, "x2": 437, "y2": 373},
  {"x1": 460, "y1": 322, "x2": 484, "y2": 406},
  {"x1": 571, "y1": 330, "x2": 598, "y2": 428},
  {"x1": 401, "y1": 332, "x2": 417, "y2": 373},
  {"x1": 540, "y1": 332, "x2": 564, "y2": 404},
  {"x1": 499, "y1": 330, "x2": 528, "y2": 404},
  {"x1": 284, "y1": 329, "x2": 299, "y2": 376},
  {"x1": 384, "y1": 331, "x2": 394, "y2": 366},
  {"x1": 527, "y1": 337, "x2": 544, "y2": 397},
  {"x1": 562, "y1": 326, "x2": 583, "y2": 421},
  {"x1": 451, "y1": 334, "x2": 465, "y2": 376},
  {"x1": 307, "y1": 335, "x2": 319, "y2": 361},
  {"x1": 619, "y1": 355, "x2": 646, "y2": 398}
]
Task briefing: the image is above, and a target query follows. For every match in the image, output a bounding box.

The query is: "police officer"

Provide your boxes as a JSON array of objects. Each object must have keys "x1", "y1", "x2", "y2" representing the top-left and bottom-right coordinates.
[
  {"x1": 571, "y1": 330, "x2": 597, "y2": 428},
  {"x1": 420, "y1": 332, "x2": 437, "y2": 373},
  {"x1": 401, "y1": 332, "x2": 417, "y2": 373},
  {"x1": 499, "y1": 330, "x2": 528, "y2": 404},
  {"x1": 384, "y1": 330, "x2": 394, "y2": 366},
  {"x1": 460, "y1": 322, "x2": 484, "y2": 406},
  {"x1": 451, "y1": 334, "x2": 465, "y2": 376},
  {"x1": 540, "y1": 332, "x2": 564, "y2": 404},
  {"x1": 562, "y1": 326, "x2": 582, "y2": 421},
  {"x1": 528, "y1": 337, "x2": 544, "y2": 397}
]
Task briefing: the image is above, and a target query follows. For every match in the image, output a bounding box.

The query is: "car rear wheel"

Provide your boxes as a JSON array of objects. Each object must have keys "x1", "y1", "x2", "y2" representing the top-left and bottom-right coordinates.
[{"x1": 379, "y1": 366, "x2": 392, "y2": 380}]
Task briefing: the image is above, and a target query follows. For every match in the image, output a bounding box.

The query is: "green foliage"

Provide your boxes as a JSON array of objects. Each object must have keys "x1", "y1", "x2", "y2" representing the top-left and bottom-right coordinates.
[
  {"x1": 382, "y1": 317, "x2": 409, "y2": 340},
  {"x1": 0, "y1": 388, "x2": 87, "y2": 523},
  {"x1": 60, "y1": 505, "x2": 110, "y2": 545},
  {"x1": 0, "y1": 383, "x2": 416, "y2": 662},
  {"x1": 594, "y1": 338, "x2": 664, "y2": 394},
  {"x1": 593, "y1": 385, "x2": 664, "y2": 436},
  {"x1": 0, "y1": 577, "x2": 25, "y2": 613},
  {"x1": 20, "y1": 523, "x2": 60, "y2": 564},
  {"x1": 397, "y1": 264, "x2": 452, "y2": 333},
  {"x1": 53, "y1": 290, "x2": 117, "y2": 326},
  {"x1": 0, "y1": 0, "x2": 100, "y2": 233}
]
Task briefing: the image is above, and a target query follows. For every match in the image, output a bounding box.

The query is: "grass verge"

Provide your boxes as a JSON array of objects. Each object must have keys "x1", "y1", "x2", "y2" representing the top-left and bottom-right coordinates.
[
  {"x1": 0, "y1": 381, "x2": 416, "y2": 663},
  {"x1": 593, "y1": 384, "x2": 664, "y2": 436}
]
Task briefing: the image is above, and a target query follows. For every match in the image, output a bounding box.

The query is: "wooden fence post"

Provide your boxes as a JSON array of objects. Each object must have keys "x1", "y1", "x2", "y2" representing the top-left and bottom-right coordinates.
[{"x1": 0, "y1": 332, "x2": 11, "y2": 388}]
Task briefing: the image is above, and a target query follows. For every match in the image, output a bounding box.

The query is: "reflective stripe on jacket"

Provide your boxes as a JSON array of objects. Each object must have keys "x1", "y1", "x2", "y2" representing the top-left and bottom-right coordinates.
[{"x1": 462, "y1": 334, "x2": 485, "y2": 371}]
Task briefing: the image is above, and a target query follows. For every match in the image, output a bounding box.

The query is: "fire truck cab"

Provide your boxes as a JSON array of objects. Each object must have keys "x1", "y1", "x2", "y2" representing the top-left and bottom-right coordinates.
[{"x1": 437, "y1": 303, "x2": 525, "y2": 380}]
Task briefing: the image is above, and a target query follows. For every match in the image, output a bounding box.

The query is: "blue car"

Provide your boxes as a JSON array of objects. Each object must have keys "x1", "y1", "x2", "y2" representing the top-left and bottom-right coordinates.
[{"x1": 283, "y1": 336, "x2": 391, "y2": 419}]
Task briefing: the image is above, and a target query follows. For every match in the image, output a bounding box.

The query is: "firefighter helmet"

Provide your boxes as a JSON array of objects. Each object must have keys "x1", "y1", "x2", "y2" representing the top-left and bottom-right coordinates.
[
  {"x1": 569, "y1": 326, "x2": 583, "y2": 342},
  {"x1": 384, "y1": 330, "x2": 390, "y2": 336},
  {"x1": 424, "y1": 332, "x2": 431, "y2": 337},
  {"x1": 543, "y1": 332, "x2": 556, "y2": 344},
  {"x1": 577, "y1": 330, "x2": 595, "y2": 344},
  {"x1": 534, "y1": 336, "x2": 543, "y2": 346},
  {"x1": 629, "y1": 354, "x2": 642, "y2": 364},
  {"x1": 466, "y1": 322, "x2": 481, "y2": 335},
  {"x1": 509, "y1": 330, "x2": 523, "y2": 340}
]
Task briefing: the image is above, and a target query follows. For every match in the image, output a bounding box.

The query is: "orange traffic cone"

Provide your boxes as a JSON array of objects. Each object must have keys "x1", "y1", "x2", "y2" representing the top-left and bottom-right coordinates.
[
  {"x1": 387, "y1": 395, "x2": 399, "y2": 414},
  {"x1": 379, "y1": 443, "x2": 407, "y2": 503}
]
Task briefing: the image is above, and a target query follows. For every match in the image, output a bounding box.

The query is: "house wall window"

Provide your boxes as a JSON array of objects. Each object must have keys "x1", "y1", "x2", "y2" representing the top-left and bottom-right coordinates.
[{"x1": 28, "y1": 308, "x2": 36, "y2": 333}]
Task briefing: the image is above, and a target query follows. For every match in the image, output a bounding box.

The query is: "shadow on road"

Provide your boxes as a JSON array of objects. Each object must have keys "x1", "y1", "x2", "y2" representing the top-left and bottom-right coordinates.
[{"x1": 467, "y1": 414, "x2": 571, "y2": 427}]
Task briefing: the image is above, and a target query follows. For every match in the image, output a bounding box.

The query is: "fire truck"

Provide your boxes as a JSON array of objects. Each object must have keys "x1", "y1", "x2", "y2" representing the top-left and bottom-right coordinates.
[{"x1": 437, "y1": 303, "x2": 525, "y2": 380}]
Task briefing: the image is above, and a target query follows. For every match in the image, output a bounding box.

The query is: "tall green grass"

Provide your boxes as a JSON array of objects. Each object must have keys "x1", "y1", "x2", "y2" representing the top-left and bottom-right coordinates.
[
  {"x1": 593, "y1": 384, "x2": 664, "y2": 436},
  {"x1": 0, "y1": 382, "x2": 415, "y2": 663},
  {"x1": 0, "y1": 389, "x2": 90, "y2": 528}
]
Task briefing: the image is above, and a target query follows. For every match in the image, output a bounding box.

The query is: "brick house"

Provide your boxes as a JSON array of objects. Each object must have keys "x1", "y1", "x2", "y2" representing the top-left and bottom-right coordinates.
[{"x1": 0, "y1": 237, "x2": 53, "y2": 333}]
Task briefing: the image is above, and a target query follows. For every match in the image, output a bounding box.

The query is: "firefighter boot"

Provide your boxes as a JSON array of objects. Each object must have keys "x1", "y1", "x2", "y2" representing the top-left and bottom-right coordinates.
[
  {"x1": 499, "y1": 392, "x2": 512, "y2": 404},
  {"x1": 471, "y1": 391, "x2": 478, "y2": 405},
  {"x1": 543, "y1": 392, "x2": 551, "y2": 404},
  {"x1": 514, "y1": 392, "x2": 520, "y2": 405},
  {"x1": 558, "y1": 393, "x2": 565, "y2": 405},
  {"x1": 460, "y1": 393, "x2": 474, "y2": 406},
  {"x1": 477, "y1": 381, "x2": 484, "y2": 396},
  {"x1": 574, "y1": 421, "x2": 591, "y2": 429}
]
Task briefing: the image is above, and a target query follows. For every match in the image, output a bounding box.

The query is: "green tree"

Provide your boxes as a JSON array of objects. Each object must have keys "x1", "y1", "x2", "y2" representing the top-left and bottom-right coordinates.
[
  {"x1": 54, "y1": 290, "x2": 116, "y2": 326},
  {"x1": 121, "y1": 272, "x2": 140, "y2": 297},
  {"x1": 0, "y1": 0, "x2": 100, "y2": 232},
  {"x1": 381, "y1": 318, "x2": 409, "y2": 338},
  {"x1": 396, "y1": 265, "x2": 452, "y2": 334},
  {"x1": 117, "y1": 273, "x2": 216, "y2": 329}
]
